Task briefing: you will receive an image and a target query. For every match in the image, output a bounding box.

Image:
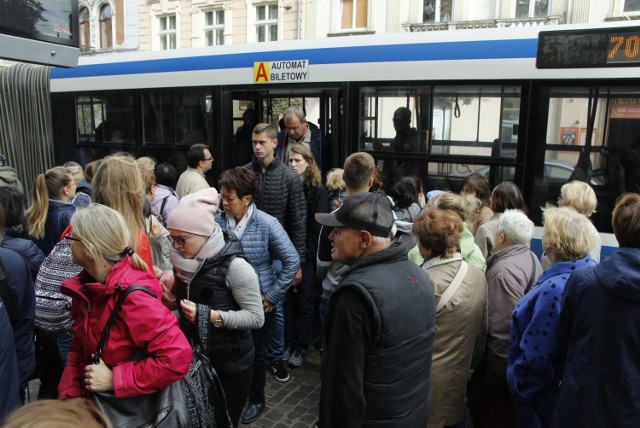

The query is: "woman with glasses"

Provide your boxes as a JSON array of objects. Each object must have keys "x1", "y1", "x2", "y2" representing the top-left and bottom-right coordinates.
[
  {"x1": 168, "y1": 187, "x2": 264, "y2": 427},
  {"x1": 58, "y1": 204, "x2": 192, "y2": 403},
  {"x1": 215, "y1": 166, "x2": 299, "y2": 424}
]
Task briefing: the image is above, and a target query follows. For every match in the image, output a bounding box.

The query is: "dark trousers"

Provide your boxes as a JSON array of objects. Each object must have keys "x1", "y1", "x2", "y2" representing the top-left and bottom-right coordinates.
[
  {"x1": 284, "y1": 260, "x2": 315, "y2": 352},
  {"x1": 468, "y1": 361, "x2": 516, "y2": 428},
  {"x1": 219, "y1": 366, "x2": 252, "y2": 427},
  {"x1": 34, "y1": 331, "x2": 64, "y2": 399},
  {"x1": 248, "y1": 310, "x2": 277, "y2": 405}
]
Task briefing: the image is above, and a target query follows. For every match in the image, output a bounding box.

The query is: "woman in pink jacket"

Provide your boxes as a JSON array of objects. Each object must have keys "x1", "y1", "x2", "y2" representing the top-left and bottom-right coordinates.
[{"x1": 58, "y1": 204, "x2": 191, "y2": 400}]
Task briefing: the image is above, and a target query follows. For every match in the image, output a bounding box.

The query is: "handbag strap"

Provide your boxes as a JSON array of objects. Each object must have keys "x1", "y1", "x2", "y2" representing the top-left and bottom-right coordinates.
[
  {"x1": 436, "y1": 261, "x2": 468, "y2": 312},
  {"x1": 195, "y1": 303, "x2": 210, "y2": 355},
  {"x1": 94, "y1": 285, "x2": 156, "y2": 364}
]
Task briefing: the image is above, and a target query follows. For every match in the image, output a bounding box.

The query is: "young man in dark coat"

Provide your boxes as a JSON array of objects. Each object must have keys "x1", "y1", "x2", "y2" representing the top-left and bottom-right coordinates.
[
  {"x1": 316, "y1": 192, "x2": 436, "y2": 427},
  {"x1": 242, "y1": 123, "x2": 307, "y2": 424}
]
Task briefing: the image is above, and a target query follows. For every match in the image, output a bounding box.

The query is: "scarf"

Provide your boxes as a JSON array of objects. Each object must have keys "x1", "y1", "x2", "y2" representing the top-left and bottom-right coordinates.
[
  {"x1": 225, "y1": 203, "x2": 254, "y2": 239},
  {"x1": 170, "y1": 226, "x2": 225, "y2": 284}
]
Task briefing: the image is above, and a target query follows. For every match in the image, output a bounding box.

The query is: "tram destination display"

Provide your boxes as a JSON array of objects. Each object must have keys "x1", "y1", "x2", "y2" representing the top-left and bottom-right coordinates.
[{"x1": 537, "y1": 26, "x2": 640, "y2": 68}]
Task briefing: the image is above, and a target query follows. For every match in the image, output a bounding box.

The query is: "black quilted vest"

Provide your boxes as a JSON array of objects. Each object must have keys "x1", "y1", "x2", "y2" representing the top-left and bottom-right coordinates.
[
  {"x1": 330, "y1": 241, "x2": 436, "y2": 426},
  {"x1": 175, "y1": 231, "x2": 254, "y2": 375}
]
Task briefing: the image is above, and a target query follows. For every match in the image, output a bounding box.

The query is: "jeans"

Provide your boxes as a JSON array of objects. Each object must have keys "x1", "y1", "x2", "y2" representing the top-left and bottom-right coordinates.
[
  {"x1": 284, "y1": 260, "x2": 315, "y2": 352},
  {"x1": 57, "y1": 333, "x2": 73, "y2": 367},
  {"x1": 319, "y1": 297, "x2": 330, "y2": 328},
  {"x1": 248, "y1": 301, "x2": 284, "y2": 404}
]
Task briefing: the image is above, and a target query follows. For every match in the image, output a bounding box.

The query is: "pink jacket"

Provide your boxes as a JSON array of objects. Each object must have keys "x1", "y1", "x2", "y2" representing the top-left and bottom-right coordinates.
[{"x1": 58, "y1": 257, "x2": 192, "y2": 399}]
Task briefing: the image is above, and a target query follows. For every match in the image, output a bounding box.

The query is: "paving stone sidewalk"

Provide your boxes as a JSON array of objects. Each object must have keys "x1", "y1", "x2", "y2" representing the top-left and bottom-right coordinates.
[{"x1": 245, "y1": 348, "x2": 321, "y2": 428}]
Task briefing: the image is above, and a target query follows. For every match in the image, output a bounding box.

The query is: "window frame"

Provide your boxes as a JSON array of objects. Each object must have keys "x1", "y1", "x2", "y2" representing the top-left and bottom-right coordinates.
[
  {"x1": 204, "y1": 9, "x2": 225, "y2": 46},
  {"x1": 159, "y1": 15, "x2": 177, "y2": 50},
  {"x1": 79, "y1": 7, "x2": 90, "y2": 50},
  {"x1": 341, "y1": 0, "x2": 369, "y2": 30},
  {"x1": 423, "y1": 0, "x2": 453, "y2": 23},
  {"x1": 515, "y1": 0, "x2": 550, "y2": 19},
  {"x1": 99, "y1": 4, "x2": 112, "y2": 49},
  {"x1": 255, "y1": 3, "x2": 278, "y2": 43}
]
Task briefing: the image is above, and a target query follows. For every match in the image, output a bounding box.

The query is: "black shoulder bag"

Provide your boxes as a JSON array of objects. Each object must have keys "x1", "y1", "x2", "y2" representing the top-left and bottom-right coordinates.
[{"x1": 93, "y1": 285, "x2": 232, "y2": 428}]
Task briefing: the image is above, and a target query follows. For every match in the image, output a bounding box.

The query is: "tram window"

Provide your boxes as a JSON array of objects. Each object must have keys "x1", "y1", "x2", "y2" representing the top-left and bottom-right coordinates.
[
  {"x1": 76, "y1": 94, "x2": 134, "y2": 144},
  {"x1": 544, "y1": 93, "x2": 606, "y2": 149},
  {"x1": 232, "y1": 100, "x2": 257, "y2": 165},
  {"x1": 359, "y1": 87, "x2": 429, "y2": 153},
  {"x1": 175, "y1": 91, "x2": 211, "y2": 146},
  {"x1": 383, "y1": 160, "x2": 515, "y2": 194},
  {"x1": 533, "y1": 86, "x2": 640, "y2": 232},
  {"x1": 143, "y1": 92, "x2": 175, "y2": 144},
  {"x1": 431, "y1": 85, "x2": 521, "y2": 159}
]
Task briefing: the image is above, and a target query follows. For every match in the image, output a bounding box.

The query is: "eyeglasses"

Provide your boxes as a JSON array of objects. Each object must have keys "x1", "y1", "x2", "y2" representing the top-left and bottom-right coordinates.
[
  {"x1": 65, "y1": 233, "x2": 81, "y2": 243},
  {"x1": 203, "y1": 157, "x2": 214, "y2": 162},
  {"x1": 168, "y1": 234, "x2": 193, "y2": 247}
]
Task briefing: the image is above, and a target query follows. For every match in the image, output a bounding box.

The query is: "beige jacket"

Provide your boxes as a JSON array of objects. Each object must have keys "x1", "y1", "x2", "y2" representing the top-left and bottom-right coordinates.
[
  {"x1": 422, "y1": 255, "x2": 488, "y2": 428},
  {"x1": 175, "y1": 167, "x2": 209, "y2": 199}
]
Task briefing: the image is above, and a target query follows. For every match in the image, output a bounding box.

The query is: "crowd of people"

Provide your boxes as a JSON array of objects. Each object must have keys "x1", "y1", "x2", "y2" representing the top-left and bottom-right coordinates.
[{"x1": 0, "y1": 107, "x2": 640, "y2": 428}]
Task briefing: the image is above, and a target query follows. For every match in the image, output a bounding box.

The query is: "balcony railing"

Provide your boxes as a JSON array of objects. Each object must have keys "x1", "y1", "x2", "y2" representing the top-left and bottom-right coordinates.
[{"x1": 404, "y1": 16, "x2": 562, "y2": 32}]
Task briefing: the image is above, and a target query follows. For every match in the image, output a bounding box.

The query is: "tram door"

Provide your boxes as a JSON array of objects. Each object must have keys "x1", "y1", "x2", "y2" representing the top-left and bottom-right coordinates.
[{"x1": 228, "y1": 89, "x2": 342, "y2": 173}]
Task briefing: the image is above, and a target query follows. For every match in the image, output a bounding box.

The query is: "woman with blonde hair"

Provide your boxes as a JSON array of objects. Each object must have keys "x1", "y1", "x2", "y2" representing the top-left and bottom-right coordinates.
[
  {"x1": 413, "y1": 208, "x2": 488, "y2": 428},
  {"x1": 63, "y1": 161, "x2": 92, "y2": 197},
  {"x1": 556, "y1": 180, "x2": 601, "y2": 263},
  {"x1": 58, "y1": 204, "x2": 191, "y2": 407},
  {"x1": 90, "y1": 154, "x2": 153, "y2": 268},
  {"x1": 286, "y1": 144, "x2": 328, "y2": 367},
  {"x1": 461, "y1": 173, "x2": 494, "y2": 234},
  {"x1": 28, "y1": 166, "x2": 90, "y2": 255},
  {"x1": 325, "y1": 168, "x2": 346, "y2": 209},
  {"x1": 507, "y1": 206, "x2": 596, "y2": 428}
]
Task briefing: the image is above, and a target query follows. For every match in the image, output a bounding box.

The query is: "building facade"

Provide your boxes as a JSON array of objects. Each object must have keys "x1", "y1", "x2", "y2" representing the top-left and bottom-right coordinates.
[{"x1": 76, "y1": 0, "x2": 640, "y2": 54}]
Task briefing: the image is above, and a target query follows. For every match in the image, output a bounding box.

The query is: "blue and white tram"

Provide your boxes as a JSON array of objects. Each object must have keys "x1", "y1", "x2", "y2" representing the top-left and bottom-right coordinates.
[{"x1": 50, "y1": 22, "x2": 640, "y2": 258}]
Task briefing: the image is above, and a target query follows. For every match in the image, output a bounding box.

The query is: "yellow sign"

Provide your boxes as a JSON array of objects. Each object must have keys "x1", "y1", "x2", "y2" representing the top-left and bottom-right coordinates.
[{"x1": 253, "y1": 60, "x2": 309, "y2": 84}]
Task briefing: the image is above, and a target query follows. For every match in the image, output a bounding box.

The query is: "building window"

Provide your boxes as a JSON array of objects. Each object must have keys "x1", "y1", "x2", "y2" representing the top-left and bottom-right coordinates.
[
  {"x1": 256, "y1": 4, "x2": 278, "y2": 42},
  {"x1": 423, "y1": 0, "x2": 452, "y2": 23},
  {"x1": 516, "y1": 0, "x2": 549, "y2": 18},
  {"x1": 341, "y1": 0, "x2": 368, "y2": 29},
  {"x1": 204, "y1": 10, "x2": 224, "y2": 46},
  {"x1": 99, "y1": 4, "x2": 112, "y2": 49},
  {"x1": 625, "y1": 0, "x2": 640, "y2": 12},
  {"x1": 79, "y1": 7, "x2": 90, "y2": 49},
  {"x1": 159, "y1": 15, "x2": 177, "y2": 50}
]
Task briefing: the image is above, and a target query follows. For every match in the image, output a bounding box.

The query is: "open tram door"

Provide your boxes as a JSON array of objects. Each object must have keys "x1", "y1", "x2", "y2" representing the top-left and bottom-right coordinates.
[{"x1": 224, "y1": 88, "x2": 343, "y2": 173}]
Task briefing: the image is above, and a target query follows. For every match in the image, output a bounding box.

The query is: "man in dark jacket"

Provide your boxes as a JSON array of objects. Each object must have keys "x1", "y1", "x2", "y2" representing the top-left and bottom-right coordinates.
[
  {"x1": 316, "y1": 192, "x2": 436, "y2": 427},
  {"x1": 276, "y1": 106, "x2": 325, "y2": 172},
  {"x1": 242, "y1": 123, "x2": 307, "y2": 424}
]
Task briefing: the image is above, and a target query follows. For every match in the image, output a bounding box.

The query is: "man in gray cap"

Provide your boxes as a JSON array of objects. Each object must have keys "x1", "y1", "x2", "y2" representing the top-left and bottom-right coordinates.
[{"x1": 315, "y1": 192, "x2": 436, "y2": 427}]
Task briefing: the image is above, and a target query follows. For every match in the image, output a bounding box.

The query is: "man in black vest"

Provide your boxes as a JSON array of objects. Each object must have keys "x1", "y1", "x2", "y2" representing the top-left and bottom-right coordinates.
[{"x1": 315, "y1": 192, "x2": 436, "y2": 427}]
